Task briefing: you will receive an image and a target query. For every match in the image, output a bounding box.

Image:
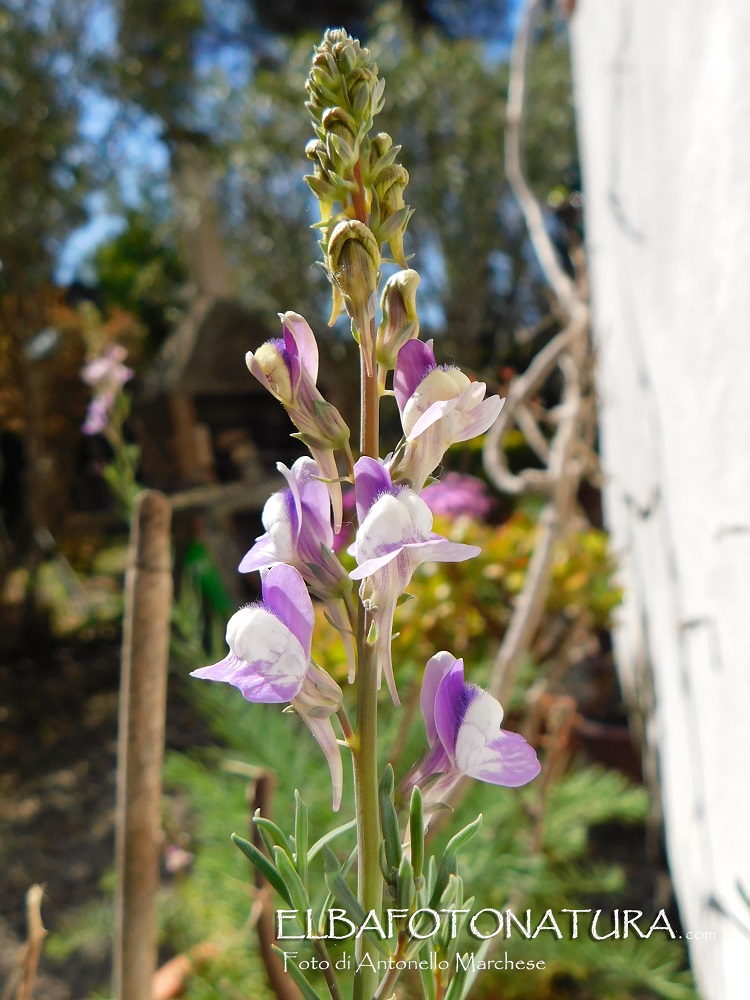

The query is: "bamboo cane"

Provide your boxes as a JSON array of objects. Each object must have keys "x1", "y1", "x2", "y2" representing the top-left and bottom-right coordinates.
[{"x1": 113, "y1": 490, "x2": 172, "y2": 1000}]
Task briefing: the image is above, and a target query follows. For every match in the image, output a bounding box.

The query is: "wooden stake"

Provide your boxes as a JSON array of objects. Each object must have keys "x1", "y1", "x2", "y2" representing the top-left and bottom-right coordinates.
[{"x1": 113, "y1": 490, "x2": 173, "y2": 1000}]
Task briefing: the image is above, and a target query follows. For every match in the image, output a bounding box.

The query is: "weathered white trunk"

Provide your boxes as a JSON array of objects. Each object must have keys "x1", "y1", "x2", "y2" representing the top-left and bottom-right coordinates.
[{"x1": 570, "y1": 2, "x2": 750, "y2": 996}]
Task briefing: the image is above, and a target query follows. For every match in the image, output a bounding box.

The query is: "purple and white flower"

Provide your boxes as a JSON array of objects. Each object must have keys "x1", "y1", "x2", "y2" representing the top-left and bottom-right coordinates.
[
  {"x1": 191, "y1": 564, "x2": 344, "y2": 809},
  {"x1": 238, "y1": 457, "x2": 355, "y2": 680},
  {"x1": 246, "y1": 312, "x2": 351, "y2": 531},
  {"x1": 82, "y1": 344, "x2": 134, "y2": 392},
  {"x1": 421, "y1": 472, "x2": 496, "y2": 521},
  {"x1": 390, "y1": 339, "x2": 503, "y2": 490},
  {"x1": 349, "y1": 457, "x2": 481, "y2": 704},
  {"x1": 405, "y1": 651, "x2": 541, "y2": 803},
  {"x1": 239, "y1": 457, "x2": 346, "y2": 594},
  {"x1": 81, "y1": 345, "x2": 133, "y2": 436}
]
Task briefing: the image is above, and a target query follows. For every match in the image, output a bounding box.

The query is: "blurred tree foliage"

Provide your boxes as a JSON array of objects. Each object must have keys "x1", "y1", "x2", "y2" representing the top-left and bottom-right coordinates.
[
  {"x1": 0, "y1": 0, "x2": 576, "y2": 361},
  {"x1": 0, "y1": 1, "x2": 92, "y2": 289},
  {"x1": 80, "y1": 2, "x2": 576, "y2": 366},
  {"x1": 92, "y1": 207, "x2": 188, "y2": 349}
]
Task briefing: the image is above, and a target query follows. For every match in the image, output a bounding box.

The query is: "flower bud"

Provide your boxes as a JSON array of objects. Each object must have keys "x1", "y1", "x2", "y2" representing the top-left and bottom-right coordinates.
[
  {"x1": 321, "y1": 106, "x2": 358, "y2": 145},
  {"x1": 327, "y1": 219, "x2": 381, "y2": 367},
  {"x1": 305, "y1": 138, "x2": 327, "y2": 165},
  {"x1": 374, "y1": 164, "x2": 410, "y2": 267},
  {"x1": 376, "y1": 269, "x2": 420, "y2": 373},
  {"x1": 321, "y1": 107, "x2": 359, "y2": 172},
  {"x1": 369, "y1": 132, "x2": 392, "y2": 166}
]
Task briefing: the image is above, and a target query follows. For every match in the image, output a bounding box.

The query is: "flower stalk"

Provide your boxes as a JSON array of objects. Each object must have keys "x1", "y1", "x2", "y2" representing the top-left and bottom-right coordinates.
[
  {"x1": 352, "y1": 319, "x2": 382, "y2": 999},
  {"x1": 189, "y1": 27, "x2": 542, "y2": 1000}
]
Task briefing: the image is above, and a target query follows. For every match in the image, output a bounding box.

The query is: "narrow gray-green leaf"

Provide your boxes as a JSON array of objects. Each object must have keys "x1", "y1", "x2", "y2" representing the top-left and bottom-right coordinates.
[
  {"x1": 274, "y1": 845, "x2": 310, "y2": 916},
  {"x1": 272, "y1": 947, "x2": 325, "y2": 1000},
  {"x1": 308, "y1": 819, "x2": 357, "y2": 862},
  {"x1": 428, "y1": 853, "x2": 457, "y2": 910},
  {"x1": 294, "y1": 789, "x2": 309, "y2": 889},
  {"x1": 254, "y1": 813, "x2": 294, "y2": 858},
  {"x1": 409, "y1": 786, "x2": 424, "y2": 881},
  {"x1": 444, "y1": 814, "x2": 482, "y2": 859},
  {"x1": 231, "y1": 834, "x2": 291, "y2": 906}
]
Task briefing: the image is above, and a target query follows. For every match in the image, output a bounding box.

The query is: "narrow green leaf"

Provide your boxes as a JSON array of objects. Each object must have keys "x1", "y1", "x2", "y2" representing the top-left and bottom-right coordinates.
[
  {"x1": 325, "y1": 870, "x2": 367, "y2": 926},
  {"x1": 231, "y1": 834, "x2": 291, "y2": 906},
  {"x1": 460, "y1": 940, "x2": 491, "y2": 998},
  {"x1": 274, "y1": 846, "x2": 310, "y2": 916},
  {"x1": 409, "y1": 786, "x2": 424, "y2": 881},
  {"x1": 272, "y1": 947, "x2": 325, "y2": 1000},
  {"x1": 253, "y1": 813, "x2": 294, "y2": 858},
  {"x1": 419, "y1": 953, "x2": 437, "y2": 1000},
  {"x1": 294, "y1": 789, "x2": 309, "y2": 889},
  {"x1": 396, "y1": 854, "x2": 416, "y2": 910},
  {"x1": 444, "y1": 962, "x2": 467, "y2": 1000},
  {"x1": 379, "y1": 765, "x2": 402, "y2": 874},
  {"x1": 444, "y1": 814, "x2": 482, "y2": 859},
  {"x1": 428, "y1": 853, "x2": 457, "y2": 910}
]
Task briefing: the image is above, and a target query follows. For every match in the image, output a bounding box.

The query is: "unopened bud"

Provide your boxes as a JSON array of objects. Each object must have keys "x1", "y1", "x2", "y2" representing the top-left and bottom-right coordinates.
[
  {"x1": 376, "y1": 269, "x2": 420, "y2": 371},
  {"x1": 327, "y1": 220, "x2": 380, "y2": 353},
  {"x1": 305, "y1": 138, "x2": 327, "y2": 164},
  {"x1": 321, "y1": 107, "x2": 359, "y2": 171},
  {"x1": 374, "y1": 164, "x2": 410, "y2": 266},
  {"x1": 370, "y1": 132, "x2": 392, "y2": 164},
  {"x1": 321, "y1": 107, "x2": 357, "y2": 144}
]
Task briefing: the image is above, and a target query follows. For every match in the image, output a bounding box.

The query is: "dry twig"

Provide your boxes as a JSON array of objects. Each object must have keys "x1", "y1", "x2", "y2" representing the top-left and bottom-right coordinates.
[
  {"x1": 483, "y1": 0, "x2": 592, "y2": 706},
  {"x1": 1, "y1": 885, "x2": 47, "y2": 1000}
]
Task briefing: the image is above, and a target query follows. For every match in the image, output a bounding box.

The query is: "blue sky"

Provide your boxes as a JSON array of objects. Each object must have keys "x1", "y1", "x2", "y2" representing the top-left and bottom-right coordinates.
[{"x1": 54, "y1": 0, "x2": 524, "y2": 284}]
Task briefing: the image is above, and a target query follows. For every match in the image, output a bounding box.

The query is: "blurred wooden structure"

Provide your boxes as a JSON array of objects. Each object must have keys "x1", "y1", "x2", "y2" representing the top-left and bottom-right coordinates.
[{"x1": 136, "y1": 295, "x2": 296, "y2": 494}]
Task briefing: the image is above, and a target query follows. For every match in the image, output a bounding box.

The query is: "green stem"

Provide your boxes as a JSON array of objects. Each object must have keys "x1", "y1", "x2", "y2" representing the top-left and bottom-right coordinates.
[
  {"x1": 353, "y1": 334, "x2": 382, "y2": 1000},
  {"x1": 314, "y1": 939, "x2": 345, "y2": 1000}
]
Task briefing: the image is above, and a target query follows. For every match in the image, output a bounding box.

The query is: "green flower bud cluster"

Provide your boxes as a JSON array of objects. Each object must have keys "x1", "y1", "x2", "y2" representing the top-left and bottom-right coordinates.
[{"x1": 304, "y1": 28, "x2": 415, "y2": 353}]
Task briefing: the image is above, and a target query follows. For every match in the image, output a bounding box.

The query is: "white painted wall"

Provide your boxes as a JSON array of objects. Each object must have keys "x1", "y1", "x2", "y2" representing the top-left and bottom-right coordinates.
[{"x1": 570, "y1": 1, "x2": 750, "y2": 996}]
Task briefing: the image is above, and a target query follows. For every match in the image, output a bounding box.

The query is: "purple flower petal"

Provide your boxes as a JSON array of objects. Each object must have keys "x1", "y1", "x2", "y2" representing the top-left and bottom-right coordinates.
[
  {"x1": 433, "y1": 657, "x2": 474, "y2": 757},
  {"x1": 191, "y1": 602, "x2": 308, "y2": 703},
  {"x1": 394, "y1": 339, "x2": 436, "y2": 414},
  {"x1": 454, "y1": 691, "x2": 541, "y2": 786},
  {"x1": 290, "y1": 457, "x2": 334, "y2": 552},
  {"x1": 353, "y1": 456, "x2": 395, "y2": 523},
  {"x1": 406, "y1": 395, "x2": 462, "y2": 443},
  {"x1": 278, "y1": 463, "x2": 304, "y2": 546},
  {"x1": 451, "y1": 394, "x2": 504, "y2": 444},
  {"x1": 261, "y1": 564, "x2": 314, "y2": 658},
  {"x1": 281, "y1": 311, "x2": 319, "y2": 384},
  {"x1": 404, "y1": 537, "x2": 481, "y2": 565},
  {"x1": 420, "y1": 651, "x2": 457, "y2": 746},
  {"x1": 82, "y1": 392, "x2": 114, "y2": 435},
  {"x1": 349, "y1": 547, "x2": 401, "y2": 580},
  {"x1": 238, "y1": 533, "x2": 278, "y2": 573}
]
